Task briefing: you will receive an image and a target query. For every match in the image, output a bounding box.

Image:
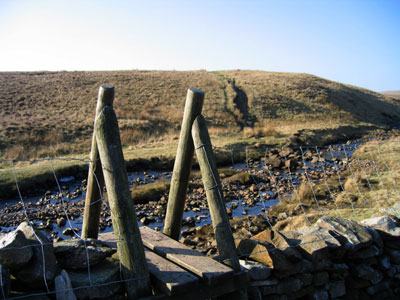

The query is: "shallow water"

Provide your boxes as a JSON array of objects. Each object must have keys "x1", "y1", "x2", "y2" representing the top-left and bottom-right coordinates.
[{"x1": 0, "y1": 141, "x2": 362, "y2": 238}]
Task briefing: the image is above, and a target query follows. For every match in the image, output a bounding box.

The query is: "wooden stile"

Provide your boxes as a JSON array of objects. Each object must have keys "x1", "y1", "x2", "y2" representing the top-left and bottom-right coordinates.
[
  {"x1": 163, "y1": 88, "x2": 205, "y2": 240},
  {"x1": 95, "y1": 105, "x2": 151, "y2": 299},
  {"x1": 82, "y1": 85, "x2": 114, "y2": 239},
  {"x1": 192, "y1": 115, "x2": 248, "y2": 300}
]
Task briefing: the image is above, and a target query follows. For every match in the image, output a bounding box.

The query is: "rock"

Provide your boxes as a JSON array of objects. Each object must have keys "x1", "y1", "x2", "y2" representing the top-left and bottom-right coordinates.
[
  {"x1": 313, "y1": 271, "x2": 329, "y2": 286},
  {"x1": 247, "y1": 286, "x2": 262, "y2": 300},
  {"x1": 324, "y1": 280, "x2": 345, "y2": 299},
  {"x1": 68, "y1": 260, "x2": 122, "y2": 299},
  {"x1": 55, "y1": 269, "x2": 77, "y2": 300},
  {"x1": 388, "y1": 264, "x2": 400, "y2": 278},
  {"x1": 63, "y1": 228, "x2": 76, "y2": 237},
  {"x1": 235, "y1": 239, "x2": 301, "y2": 278},
  {"x1": 54, "y1": 239, "x2": 116, "y2": 270},
  {"x1": 0, "y1": 264, "x2": 10, "y2": 299},
  {"x1": 379, "y1": 200, "x2": 400, "y2": 218},
  {"x1": 347, "y1": 244, "x2": 382, "y2": 259},
  {"x1": 239, "y1": 259, "x2": 272, "y2": 280},
  {"x1": 265, "y1": 155, "x2": 283, "y2": 168},
  {"x1": 282, "y1": 226, "x2": 342, "y2": 264},
  {"x1": 14, "y1": 222, "x2": 58, "y2": 288},
  {"x1": 259, "y1": 277, "x2": 301, "y2": 296},
  {"x1": 284, "y1": 159, "x2": 298, "y2": 171},
  {"x1": 313, "y1": 289, "x2": 329, "y2": 300},
  {"x1": 361, "y1": 215, "x2": 396, "y2": 231},
  {"x1": 296, "y1": 272, "x2": 312, "y2": 287},
  {"x1": 317, "y1": 216, "x2": 373, "y2": 251},
  {"x1": 366, "y1": 280, "x2": 390, "y2": 296},
  {"x1": 222, "y1": 173, "x2": 253, "y2": 185},
  {"x1": 354, "y1": 264, "x2": 383, "y2": 284},
  {"x1": 389, "y1": 249, "x2": 400, "y2": 264},
  {"x1": 252, "y1": 229, "x2": 303, "y2": 263},
  {"x1": 380, "y1": 256, "x2": 391, "y2": 270},
  {"x1": 57, "y1": 217, "x2": 67, "y2": 228},
  {"x1": 0, "y1": 229, "x2": 33, "y2": 270}
]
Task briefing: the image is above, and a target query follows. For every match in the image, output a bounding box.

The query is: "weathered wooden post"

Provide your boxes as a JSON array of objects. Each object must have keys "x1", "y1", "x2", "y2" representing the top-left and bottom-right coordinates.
[
  {"x1": 95, "y1": 105, "x2": 151, "y2": 299},
  {"x1": 192, "y1": 115, "x2": 248, "y2": 300},
  {"x1": 82, "y1": 85, "x2": 114, "y2": 239},
  {"x1": 163, "y1": 88, "x2": 205, "y2": 240}
]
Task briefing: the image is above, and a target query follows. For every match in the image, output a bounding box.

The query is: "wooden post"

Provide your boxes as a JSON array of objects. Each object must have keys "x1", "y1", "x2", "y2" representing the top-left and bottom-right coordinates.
[
  {"x1": 95, "y1": 105, "x2": 151, "y2": 299},
  {"x1": 192, "y1": 115, "x2": 248, "y2": 300},
  {"x1": 163, "y1": 88, "x2": 205, "y2": 240},
  {"x1": 82, "y1": 85, "x2": 114, "y2": 239}
]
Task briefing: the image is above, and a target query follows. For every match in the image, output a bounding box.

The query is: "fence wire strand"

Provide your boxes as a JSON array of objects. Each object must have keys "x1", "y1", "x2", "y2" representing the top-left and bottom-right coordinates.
[{"x1": 1, "y1": 138, "x2": 400, "y2": 299}]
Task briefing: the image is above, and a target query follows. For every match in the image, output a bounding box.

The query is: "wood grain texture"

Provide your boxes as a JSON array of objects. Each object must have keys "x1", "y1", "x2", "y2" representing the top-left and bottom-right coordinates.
[
  {"x1": 163, "y1": 88, "x2": 205, "y2": 240},
  {"x1": 191, "y1": 115, "x2": 240, "y2": 270},
  {"x1": 140, "y1": 226, "x2": 233, "y2": 286},
  {"x1": 95, "y1": 105, "x2": 151, "y2": 299},
  {"x1": 82, "y1": 85, "x2": 114, "y2": 239}
]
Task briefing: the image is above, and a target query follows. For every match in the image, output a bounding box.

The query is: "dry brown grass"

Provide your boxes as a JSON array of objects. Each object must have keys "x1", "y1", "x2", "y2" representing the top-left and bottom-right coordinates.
[{"x1": 1, "y1": 70, "x2": 400, "y2": 160}]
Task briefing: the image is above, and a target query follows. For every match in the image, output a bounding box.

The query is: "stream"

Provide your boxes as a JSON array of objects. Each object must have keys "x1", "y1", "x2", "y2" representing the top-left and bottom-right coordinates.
[{"x1": 0, "y1": 142, "x2": 361, "y2": 240}]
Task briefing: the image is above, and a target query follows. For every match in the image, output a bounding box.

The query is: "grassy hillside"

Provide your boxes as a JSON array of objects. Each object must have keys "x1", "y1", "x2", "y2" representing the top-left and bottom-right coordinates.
[{"x1": 1, "y1": 70, "x2": 399, "y2": 161}]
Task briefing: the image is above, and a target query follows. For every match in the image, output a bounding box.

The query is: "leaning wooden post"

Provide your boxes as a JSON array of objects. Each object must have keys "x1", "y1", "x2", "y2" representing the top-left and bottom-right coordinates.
[
  {"x1": 82, "y1": 85, "x2": 114, "y2": 239},
  {"x1": 192, "y1": 115, "x2": 248, "y2": 300},
  {"x1": 95, "y1": 105, "x2": 151, "y2": 299},
  {"x1": 163, "y1": 88, "x2": 205, "y2": 240}
]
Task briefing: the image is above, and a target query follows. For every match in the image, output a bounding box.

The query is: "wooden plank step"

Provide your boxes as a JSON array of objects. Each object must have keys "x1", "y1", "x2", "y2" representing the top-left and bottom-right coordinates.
[
  {"x1": 99, "y1": 231, "x2": 200, "y2": 296},
  {"x1": 144, "y1": 248, "x2": 199, "y2": 296},
  {"x1": 139, "y1": 226, "x2": 234, "y2": 286}
]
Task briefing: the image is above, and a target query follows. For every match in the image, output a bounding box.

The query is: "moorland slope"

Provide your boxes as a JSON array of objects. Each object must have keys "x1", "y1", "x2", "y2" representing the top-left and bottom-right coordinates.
[{"x1": 1, "y1": 70, "x2": 399, "y2": 159}]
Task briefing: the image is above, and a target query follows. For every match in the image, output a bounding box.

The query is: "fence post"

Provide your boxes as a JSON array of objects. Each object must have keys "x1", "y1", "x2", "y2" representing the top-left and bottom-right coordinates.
[
  {"x1": 82, "y1": 85, "x2": 114, "y2": 239},
  {"x1": 163, "y1": 88, "x2": 205, "y2": 240},
  {"x1": 95, "y1": 105, "x2": 151, "y2": 299},
  {"x1": 192, "y1": 115, "x2": 248, "y2": 300}
]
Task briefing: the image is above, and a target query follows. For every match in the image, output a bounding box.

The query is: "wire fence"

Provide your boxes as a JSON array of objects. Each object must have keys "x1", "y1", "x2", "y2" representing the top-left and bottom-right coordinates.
[{"x1": 1, "y1": 137, "x2": 400, "y2": 299}]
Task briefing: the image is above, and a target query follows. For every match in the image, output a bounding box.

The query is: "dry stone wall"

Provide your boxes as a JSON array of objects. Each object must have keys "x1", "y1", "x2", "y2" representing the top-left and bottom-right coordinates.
[{"x1": 237, "y1": 215, "x2": 400, "y2": 300}]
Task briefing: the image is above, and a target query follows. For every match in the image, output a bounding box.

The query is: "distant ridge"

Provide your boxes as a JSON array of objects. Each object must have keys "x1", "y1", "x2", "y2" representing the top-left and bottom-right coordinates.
[{"x1": 381, "y1": 90, "x2": 400, "y2": 99}]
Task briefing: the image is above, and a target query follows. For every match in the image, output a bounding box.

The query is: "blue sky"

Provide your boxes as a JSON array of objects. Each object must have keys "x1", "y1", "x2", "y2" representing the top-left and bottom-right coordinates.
[{"x1": 0, "y1": 0, "x2": 399, "y2": 91}]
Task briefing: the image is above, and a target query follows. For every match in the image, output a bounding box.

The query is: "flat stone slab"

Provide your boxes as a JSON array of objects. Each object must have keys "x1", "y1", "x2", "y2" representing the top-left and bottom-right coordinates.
[{"x1": 317, "y1": 216, "x2": 373, "y2": 251}]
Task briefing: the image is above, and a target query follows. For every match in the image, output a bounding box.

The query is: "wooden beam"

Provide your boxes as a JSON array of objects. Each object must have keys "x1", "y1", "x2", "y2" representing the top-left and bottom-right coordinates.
[
  {"x1": 95, "y1": 105, "x2": 151, "y2": 299},
  {"x1": 140, "y1": 226, "x2": 233, "y2": 286},
  {"x1": 163, "y1": 88, "x2": 205, "y2": 240},
  {"x1": 82, "y1": 85, "x2": 114, "y2": 239}
]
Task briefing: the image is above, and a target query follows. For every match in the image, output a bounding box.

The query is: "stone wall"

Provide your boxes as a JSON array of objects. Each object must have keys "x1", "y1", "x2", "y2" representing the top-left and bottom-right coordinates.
[{"x1": 237, "y1": 215, "x2": 400, "y2": 300}]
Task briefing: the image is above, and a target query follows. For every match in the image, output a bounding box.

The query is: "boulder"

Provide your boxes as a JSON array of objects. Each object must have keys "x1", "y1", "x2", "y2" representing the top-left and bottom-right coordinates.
[
  {"x1": 14, "y1": 222, "x2": 58, "y2": 287},
  {"x1": 313, "y1": 271, "x2": 329, "y2": 286},
  {"x1": 366, "y1": 280, "x2": 391, "y2": 296},
  {"x1": 284, "y1": 159, "x2": 298, "y2": 171},
  {"x1": 354, "y1": 264, "x2": 383, "y2": 284},
  {"x1": 317, "y1": 216, "x2": 373, "y2": 251},
  {"x1": 55, "y1": 269, "x2": 77, "y2": 300},
  {"x1": 68, "y1": 260, "x2": 122, "y2": 299},
  {"x1": 379, "y1": 200, "x2": 400, "y2": 218},
  {"x1": 0, "y1": 264, "x2": 10, "y2": 299},
  {"x1": 0, "y1": 230, "x2": 33, "y2": 270},
  {"x1": 239, "y1": 259, "x2": 272, "y2": 281},
  {"x1": 222, "y1": 172, "x2": 253, "y2": 186},
  {"x1": 313, "y1": 289, "x2": 329, "y2": 300},
  {"x1": 54, "y1": 239, "x2": 116, "y2": 270},
  {"x1": 252, "y1": 229, "x2": 302, "y2": 263},
  {"x1": 324, "y1": 280, "x2": 345, "y2": 299},
  {"x1": 361, "y1": 216, "x2": 400, "y2": 236},
  {"x1": 347, "y1": 245, "x2": 382, "y2": 259},
  {"x1": 280, "y1": 227, "x2": 342, "y2": 264},
  {"x1": 265, "y1": 155, "x2": 283, "y2": 168},
  {"x1": 235, "y1": 239, "x2": 301, "y2": 278}
]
